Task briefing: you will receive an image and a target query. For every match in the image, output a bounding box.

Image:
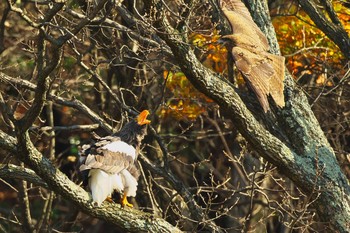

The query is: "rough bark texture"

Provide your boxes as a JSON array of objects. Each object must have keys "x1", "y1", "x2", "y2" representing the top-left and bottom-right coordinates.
[
  {"x1": 0, "y1": 0, "x2": 349, "y2": 231},
  {"x1": 0, "y1": 130, "x2": 182, "y2": 233},
  {"x1": 0, "y1": 164, "x2": 48, "y2": 188},
  {"x1": 153, "y1": 0, "x2": 350, "y2": 231}
]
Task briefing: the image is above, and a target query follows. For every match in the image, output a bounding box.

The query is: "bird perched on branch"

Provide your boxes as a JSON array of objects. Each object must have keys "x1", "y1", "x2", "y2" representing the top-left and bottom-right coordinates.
[
  {"x1": 219, "y1": 0, "x2": 285, "y2": 112},
  {"x1": 79, "y1": 110, "x2": 151, "y2": 207}
]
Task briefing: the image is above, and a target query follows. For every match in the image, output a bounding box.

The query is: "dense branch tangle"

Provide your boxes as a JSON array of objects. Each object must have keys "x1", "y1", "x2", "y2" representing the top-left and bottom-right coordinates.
[
  {"x1": 0, "y1": 0, "x2": 350, "y2": 232},
  {"x1": 150, "y1": 0, "x2": 350, "y2": 232},
  {"x1": 0, "y1": 0, "x2": 182, "y2": 232}
]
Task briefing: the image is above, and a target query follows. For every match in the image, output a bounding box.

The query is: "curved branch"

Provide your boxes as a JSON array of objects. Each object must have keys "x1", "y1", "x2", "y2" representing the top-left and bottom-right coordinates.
[
  {"x1": 0, "y1": 164, "x2": 48, "y2": 188},
  {"x1": 0, "y1": 129, "x2": 182, "y2": 233},
  {"x1": 298, "y1": 0, "x2": 350, "y2": 59},
  {"x1": 152, "y1": 0, "x2": 350, "y2": 232},
  {"x1": 0, "y1": 72, "x2": 113, "y2": 133}
]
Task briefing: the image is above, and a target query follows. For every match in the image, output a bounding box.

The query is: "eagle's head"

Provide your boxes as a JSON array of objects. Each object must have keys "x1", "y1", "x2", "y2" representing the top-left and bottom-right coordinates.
[{"x1": 114, "y1": 110, "x2": 151, "y2": 147}]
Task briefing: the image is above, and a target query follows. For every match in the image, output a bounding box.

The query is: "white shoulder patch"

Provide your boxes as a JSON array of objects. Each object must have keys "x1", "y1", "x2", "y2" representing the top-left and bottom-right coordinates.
[{"x1": 102, "y1": 140, "x2": 136, "y2": 159}]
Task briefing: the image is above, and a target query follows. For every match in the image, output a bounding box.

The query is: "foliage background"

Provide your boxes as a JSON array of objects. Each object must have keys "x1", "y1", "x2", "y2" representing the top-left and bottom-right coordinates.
[{"x1": 0, "y1": 0, "x2": 349, "y2": 232}]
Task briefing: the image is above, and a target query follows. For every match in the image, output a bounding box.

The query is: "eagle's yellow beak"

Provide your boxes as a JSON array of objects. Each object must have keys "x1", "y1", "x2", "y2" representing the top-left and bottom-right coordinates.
[{"x1": 137, "y1": 110, "x2": 151, "y2": 125}]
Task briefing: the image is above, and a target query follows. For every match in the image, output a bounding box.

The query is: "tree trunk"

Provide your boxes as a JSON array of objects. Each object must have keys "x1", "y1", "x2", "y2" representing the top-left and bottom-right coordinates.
[{"x1": 154, "y1": 0, "x2": 350, "y2": 231}]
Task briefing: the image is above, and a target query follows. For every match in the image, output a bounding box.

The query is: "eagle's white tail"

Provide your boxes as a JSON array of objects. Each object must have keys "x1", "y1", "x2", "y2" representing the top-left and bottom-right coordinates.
[
  {"x1": 88, "y1": 169, "x2": 113, "y2": 206},
  {"x1": 121, "y1": 170, "x2": 138, "y2": 197}
]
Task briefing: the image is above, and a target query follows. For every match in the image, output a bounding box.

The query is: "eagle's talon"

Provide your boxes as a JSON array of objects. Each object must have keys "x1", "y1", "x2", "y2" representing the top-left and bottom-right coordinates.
[{"x1": 121, "y1": 194, "x2": 133, "y2": 208}]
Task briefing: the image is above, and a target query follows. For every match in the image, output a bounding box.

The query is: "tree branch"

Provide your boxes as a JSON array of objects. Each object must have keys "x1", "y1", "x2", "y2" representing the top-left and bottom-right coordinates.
[
  {"x1": 0, "y1": 164, "x2": 48, "y2": 188},
  {"x1": 298, "y1": 0, "x2": 350, "y2": 59},
  {"x1": 18, "y1": 175, "x2": 34, "y2": 233},
  {"x1": 152, "y1": 0, "x2": 350, "y2": 232},
  {"x1": 0, "y1": 130, "x2": 182, "y2": 233},
  {"x1": 0, "y1": 0, "x2": 10, "y2": 54},
  {"x1": 0, "y1": 72, "x2": 113, "y2": 133}
]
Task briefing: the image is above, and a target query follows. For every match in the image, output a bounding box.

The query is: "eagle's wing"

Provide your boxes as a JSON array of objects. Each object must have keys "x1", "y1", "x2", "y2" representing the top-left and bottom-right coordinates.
[
  {"x1": 231, "y1": 46, "x2": 274, "y2": 112},
  {"x1": 220, "y1": 0, "x2": 269, "y2": 51},
  {"x1": 267, "y1": 54, "x2": 285, "y2": 108},
  {"x1": 79, "y1": 136, "x2": 136, "y2": 174}
]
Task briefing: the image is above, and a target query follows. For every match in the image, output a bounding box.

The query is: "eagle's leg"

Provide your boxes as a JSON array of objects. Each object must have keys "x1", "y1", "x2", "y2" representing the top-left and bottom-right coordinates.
[{"x1": 120, "y1": 193, "x2": 133, "y2": 208}]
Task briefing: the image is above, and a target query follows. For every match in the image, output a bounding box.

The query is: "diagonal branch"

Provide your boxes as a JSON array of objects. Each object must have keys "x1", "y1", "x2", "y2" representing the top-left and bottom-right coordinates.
[
  {"x1": 298, "y1": 0, "x2": 350, "y2": 59},
  {"x1": 0, "y1": 72, "x2": 113, "y2": 133},
  {"x1": 0, "y1": 164, "x2": 48, "y2": 188},
  {"x1": 151, "y1": 0, "x2": 350, "y2": 232},
  {"x1": 0, "y1": 129, "x2": 182, "y2": 233}
]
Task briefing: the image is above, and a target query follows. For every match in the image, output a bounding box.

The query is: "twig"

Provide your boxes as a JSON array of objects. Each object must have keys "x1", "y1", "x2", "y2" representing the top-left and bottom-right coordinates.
[
  {"x1": 18, "y1": 165, "x2": 34, "y2": 233},
  {"x1": 31, "y1": 124, "x2": 100, "y2": 132},
  {"x1": 0, "y1": 130, "x2": 183, "y2": 232},
  {"x1": 0, "y1": 92, "x2": 15, "y2": 132},
  {"x1": 0, "y1": 72, "x2": 112, "y2": 133},
  {"x1": 206, "y1": 116, "x2": 249, "y2": 187},
  {"x1": 0, "y1": 216, "x2": 22, "y2": 227},
  {"x1": 242, "y1": 170, "x2": 257, "y2": 233},
  {"x1": 36, "y1": 191, "x2": 55, "y2": 232},
  {"x1": 138, "y1": 160, "x2": 162, "y2": 216}
]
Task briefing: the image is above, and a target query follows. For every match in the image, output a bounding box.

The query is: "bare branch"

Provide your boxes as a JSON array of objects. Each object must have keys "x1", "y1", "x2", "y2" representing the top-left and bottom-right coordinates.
[
  {"x1": 31, "y1": 124, "x2": 100, "y2": 132},
  {"x1": 18, "y1": 174, "x2": 34, "y2": 233},
  {"x1": 0, "y1": 164, "x2": 48, "y2": 188},
  {"x1": 298, "y1": 0, "x2": 350, "y2": 59},
  {"x1": 0, "y1": 72, "x2": 113, "y2": 133},
  {"x1": 0, "y1": 130, "x2": 182, "y2": 233}
]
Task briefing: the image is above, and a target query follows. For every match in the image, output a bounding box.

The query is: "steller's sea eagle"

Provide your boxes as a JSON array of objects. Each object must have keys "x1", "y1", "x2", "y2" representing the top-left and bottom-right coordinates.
[{"x1": 79, "y1": 110, "x2": 151, "y2": 207}]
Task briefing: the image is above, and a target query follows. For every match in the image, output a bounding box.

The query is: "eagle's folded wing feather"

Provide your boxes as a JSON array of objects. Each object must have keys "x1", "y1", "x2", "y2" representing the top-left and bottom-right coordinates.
[
  {"x1": 79, "y1": 138, "x2": 136, "y2": 174},
  {"x1": 231, "y1": 46, "x2": 274, "y2": 112}
]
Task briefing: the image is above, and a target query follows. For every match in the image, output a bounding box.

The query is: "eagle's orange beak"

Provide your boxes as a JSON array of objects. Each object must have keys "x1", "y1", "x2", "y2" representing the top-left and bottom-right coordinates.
[{"x1": 137, "y1": 110, "x2": 151, "y2": 125}]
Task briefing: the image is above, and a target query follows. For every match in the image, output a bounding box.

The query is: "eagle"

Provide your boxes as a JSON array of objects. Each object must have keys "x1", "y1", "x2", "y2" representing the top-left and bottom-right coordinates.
[
  {"x1": 219, "y1": 0, "x2": 285, "y2": 112},
  {"x1": 79, "y1": 110, "x2": 151, "y2": 207}
]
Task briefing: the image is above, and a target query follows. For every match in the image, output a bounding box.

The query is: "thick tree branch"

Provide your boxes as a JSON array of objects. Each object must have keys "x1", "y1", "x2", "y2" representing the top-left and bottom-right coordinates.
[
  {"x1": 152, "y1": 0, "x2": 350, "y2": 232},
  {"x1": 0, "y1": 129, "x2": 182, "y2": 233},
  {"x1": 0, "y1": 164, "x2": 48, "y2": 188}
]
